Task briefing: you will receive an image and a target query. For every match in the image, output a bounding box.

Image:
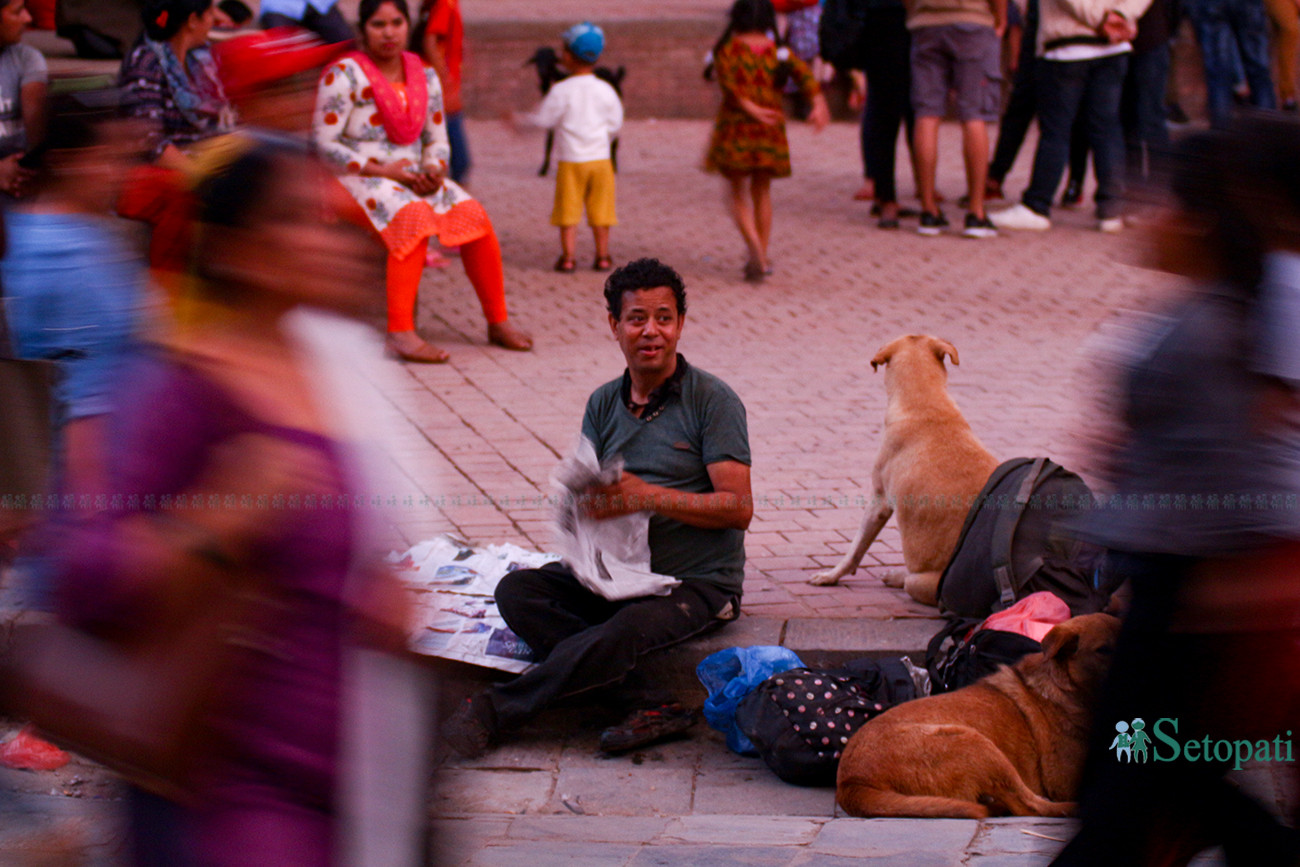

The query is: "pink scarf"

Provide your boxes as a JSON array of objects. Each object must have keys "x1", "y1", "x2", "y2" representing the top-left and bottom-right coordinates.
[{"x1": 346, "y1": 50, "x2": 428, "y2": 146}]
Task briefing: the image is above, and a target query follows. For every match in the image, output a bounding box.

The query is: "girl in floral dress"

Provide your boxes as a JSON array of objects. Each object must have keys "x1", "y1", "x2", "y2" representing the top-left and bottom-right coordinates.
[
  {"x1": 704, "y1": 0, "x2": 828, "y2": 283},
  {"x1": 314, "y1": 0, "x2": 530, "y2": 362}
]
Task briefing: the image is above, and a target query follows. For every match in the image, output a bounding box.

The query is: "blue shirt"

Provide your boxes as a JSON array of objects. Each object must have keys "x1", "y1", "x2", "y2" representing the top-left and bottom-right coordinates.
[{"x1": 2, "y1": 211, "x2": 150, "y2": 421}]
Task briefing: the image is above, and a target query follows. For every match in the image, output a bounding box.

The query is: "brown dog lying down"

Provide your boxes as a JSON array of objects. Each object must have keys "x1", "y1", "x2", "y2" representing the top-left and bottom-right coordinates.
[
  {"x1": 837, "y1": 613, "x2": 1120, "y2": 819},
  {"x1": 810, "y1": 335, "x2": 998, "y2": 606}
]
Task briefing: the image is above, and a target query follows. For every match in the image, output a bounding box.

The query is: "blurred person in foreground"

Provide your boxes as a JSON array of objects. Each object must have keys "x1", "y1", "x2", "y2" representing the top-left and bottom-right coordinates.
[
  {"x1": 1, "y1": 91, "x2": 151, "y2": 503},
  {"x1": 46, "y1": 137, "x2": 424, "y2": 866},
  {"x1": 1052, "y1": 116, "x2": 1300, "y2": 865}
]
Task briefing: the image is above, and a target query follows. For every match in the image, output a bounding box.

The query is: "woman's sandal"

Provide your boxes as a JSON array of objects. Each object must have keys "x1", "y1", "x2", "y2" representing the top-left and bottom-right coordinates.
[
  {"x1": 742, "y1": 260, "x2": 765, "y2": 284},
  {"x1": 553, "y1": 255, "x2": 576, "y2": 273},
  {"x1": 488, "y1": 321, "x2": 534, "y2": 352},
  {"x1": 385, "y1": 334, "x2": 450, "y2": 364},
  {"x1": 593, "y1": 256, "x2": 614, "y2": 272}
]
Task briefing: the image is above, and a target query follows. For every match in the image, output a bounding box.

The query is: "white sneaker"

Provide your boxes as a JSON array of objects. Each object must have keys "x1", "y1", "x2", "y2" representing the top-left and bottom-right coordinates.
[
  {"x1": 989, "y1": 203, "x2": 1052, "y2": 231},
  {"x1": 1098, "y1": 217, "x2": 1124, "y2": 233}
]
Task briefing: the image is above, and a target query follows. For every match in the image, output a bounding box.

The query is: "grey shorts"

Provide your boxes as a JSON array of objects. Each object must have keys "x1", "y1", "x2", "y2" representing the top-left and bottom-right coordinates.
[{"x1": 909, "y1": 23, "x2": 1003, "y2": 122}]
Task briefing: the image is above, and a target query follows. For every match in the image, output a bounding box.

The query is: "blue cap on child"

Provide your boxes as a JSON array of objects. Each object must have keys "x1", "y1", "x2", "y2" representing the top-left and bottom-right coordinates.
[{"x1": 562, "y1": 21, "x2": 605, "y2": 63}]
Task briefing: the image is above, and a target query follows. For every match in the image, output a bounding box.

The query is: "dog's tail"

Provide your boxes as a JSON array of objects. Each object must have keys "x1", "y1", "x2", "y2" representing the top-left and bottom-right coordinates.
[{"x1": 838, "y1": 783, "x2": 992, "y2": 820}]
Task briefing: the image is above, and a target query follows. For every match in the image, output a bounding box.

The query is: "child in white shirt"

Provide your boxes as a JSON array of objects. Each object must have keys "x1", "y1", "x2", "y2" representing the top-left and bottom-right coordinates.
[{"x1": 523, "y1": 22, "x2": 624, "y2": 272}]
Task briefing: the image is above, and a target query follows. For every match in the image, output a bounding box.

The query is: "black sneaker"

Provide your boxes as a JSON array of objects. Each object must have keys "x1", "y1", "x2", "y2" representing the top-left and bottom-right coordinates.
[
  {"x1": 442, "y1": 696, "x2": 496, "y2": 759},
  {"x1": 917, "y1": 210, "x2": 949, "y2": 236},
  {"x1": 598, "y1": 702, "x2": 698, "y2": 754},
  {"x1": 962, "y1": 213, "x2": 997, "y2": 239}
]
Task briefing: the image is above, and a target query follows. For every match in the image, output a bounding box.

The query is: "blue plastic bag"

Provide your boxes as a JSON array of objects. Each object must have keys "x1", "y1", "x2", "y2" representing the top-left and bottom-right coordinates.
[{"x1": 697, "y1": 646, "x2": 804, "y2": 755}]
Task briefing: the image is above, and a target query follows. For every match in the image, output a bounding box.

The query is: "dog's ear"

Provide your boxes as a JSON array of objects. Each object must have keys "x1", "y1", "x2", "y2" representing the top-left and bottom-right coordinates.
[
  {"x1": 870, "y1": 346, "x2": 892, "y2": 372},
  {"x1": 1041, "y1": 624, "x2": 1080, "y2": 662},
  {"x1": 931, "y1": 338, "x2": 960, "y2": 367}
]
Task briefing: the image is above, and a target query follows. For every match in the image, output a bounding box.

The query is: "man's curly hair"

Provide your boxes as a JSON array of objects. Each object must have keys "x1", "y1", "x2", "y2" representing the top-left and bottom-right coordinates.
[{"x1": 603, "y1": 258, "x2": 687, "y2": 318}]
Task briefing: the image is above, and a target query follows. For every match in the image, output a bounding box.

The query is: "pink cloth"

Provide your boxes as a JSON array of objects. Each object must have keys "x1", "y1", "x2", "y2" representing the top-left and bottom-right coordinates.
[
  {"x1": 342, "y1": 50, "x2": 428, "y2": 145},
  {"x1": 978, "y1": 591, "x2": 1072, "y2": 643}
]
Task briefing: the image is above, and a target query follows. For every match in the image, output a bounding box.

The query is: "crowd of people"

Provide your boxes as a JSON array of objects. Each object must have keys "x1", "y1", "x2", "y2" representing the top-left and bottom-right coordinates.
[{"x1": 0, "y1": 0, "x2": 1299, "y2": 863}]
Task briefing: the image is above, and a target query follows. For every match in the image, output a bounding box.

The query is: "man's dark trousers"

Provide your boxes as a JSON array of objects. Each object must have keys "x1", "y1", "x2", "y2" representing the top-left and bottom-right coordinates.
[
  {"x1": 486, "y1": 562, "x2": 734, "y2": 728},
  {"x1": 1021, "y1": 53, "x2": 1128, "y2": 220}
]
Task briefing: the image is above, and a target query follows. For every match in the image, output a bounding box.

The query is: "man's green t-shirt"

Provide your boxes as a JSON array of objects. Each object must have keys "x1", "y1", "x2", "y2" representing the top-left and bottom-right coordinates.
[{"x1": 580, "y1": 357, "x2": 750, "y2": 596}]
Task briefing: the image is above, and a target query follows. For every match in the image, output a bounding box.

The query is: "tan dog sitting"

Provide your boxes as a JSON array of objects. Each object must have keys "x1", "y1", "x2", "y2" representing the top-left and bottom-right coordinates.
[
  {"x1": 836, "y1": 613, "x2": 1120, "y2": 819},
  {"x1": 809, "y1": 335, "x2": 999, "y2": 606}
]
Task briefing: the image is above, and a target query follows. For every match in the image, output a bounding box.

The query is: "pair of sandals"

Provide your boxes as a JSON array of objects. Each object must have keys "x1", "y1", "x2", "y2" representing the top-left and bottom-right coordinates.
[{"x1": 555, "y1": 255, "x2": 613, "y2": 273}]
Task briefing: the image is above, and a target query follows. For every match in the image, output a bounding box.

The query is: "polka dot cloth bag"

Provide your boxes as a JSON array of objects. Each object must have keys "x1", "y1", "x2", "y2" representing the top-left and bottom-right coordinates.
[{"x1": 734, "y1": 659, "x2": 917, "y2": 787}]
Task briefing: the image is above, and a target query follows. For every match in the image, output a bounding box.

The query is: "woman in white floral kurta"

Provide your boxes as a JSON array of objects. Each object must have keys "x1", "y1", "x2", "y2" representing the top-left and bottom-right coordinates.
[{"x1": 313, "y1": 0, "x2": 531, "y2": 362}]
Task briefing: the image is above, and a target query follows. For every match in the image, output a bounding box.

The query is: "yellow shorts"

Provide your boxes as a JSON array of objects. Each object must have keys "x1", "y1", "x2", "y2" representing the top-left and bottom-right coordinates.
[{"x1": 551, "y1": 158, "x2": 617, "y2": 228}]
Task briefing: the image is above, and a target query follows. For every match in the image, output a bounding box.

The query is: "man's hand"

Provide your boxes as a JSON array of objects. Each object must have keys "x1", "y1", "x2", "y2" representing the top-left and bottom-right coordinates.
[
  {"x1": 579, "y1": 462, "x2": 753, "y2": 531},
  {"x1": 580, "y1": 471, "x2": 654, "y2": 520},
  {"x1": 1100, "y1": 10, "x2": 1137, "y2": 43}
]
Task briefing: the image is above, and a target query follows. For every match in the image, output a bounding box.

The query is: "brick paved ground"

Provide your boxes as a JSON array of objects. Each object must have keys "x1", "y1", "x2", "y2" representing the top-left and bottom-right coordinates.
[{"x1": 373, "y1": 116, "x2": 1176, "y2": 623}]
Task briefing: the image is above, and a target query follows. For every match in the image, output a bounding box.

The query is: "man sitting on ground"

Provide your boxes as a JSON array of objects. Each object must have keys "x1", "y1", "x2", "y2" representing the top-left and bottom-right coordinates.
[{"x1": 443, "y1": 257, "x2": 753, "y2": 757}]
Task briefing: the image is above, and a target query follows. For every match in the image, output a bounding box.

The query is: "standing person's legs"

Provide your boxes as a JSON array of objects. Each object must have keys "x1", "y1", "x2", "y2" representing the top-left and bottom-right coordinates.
[
  {"x1": 988, "y1": 56, "x2": 1040, "y2": 187},
  {"x1": 726, "y1": 172, "x2": 766, "y2": 277},
  {"x1": 1122, "y1": 46, "x2": 1171, "y2": 182},
  {"x1": 1264, "y1": 0, "x2": 1300, "y2": 105},
  {"x1": 863, "y1": 7, "x2": 913, "y2": 217},
  {"x1": 1019, "y1": 59, "x2": 1088, "y2": 216},
  {"x1": 585, "y1": 158, "x2": 616, "y2": 268},
  {"x1": 950, "y1": 24, "x2": 1002, "y2": 220},
  {"x1": 1081, "y1": 54, "x2": 1128, "y2": 223},
  {"x1": 751, "y1": 172, "x2": 772, "y2": 268},
  {"x1": 1231, "y1": 0, "x2": 1280, "y2": 107},
  {"x1": 910, "y1": 25, "x2": 953, "y2": 217},
  {"x1": 445, "y1": 112, "x2": 472, "y2": 185},
  {"x1": 1062, "y1": 115, "x2": 1090, "y2": 205},
  {"x1": 1189, "y1": 0, "x2": 1245, "y2": 126},
  {"x1": 857, "y1": 89, "x2": 875, "y2": 200}
]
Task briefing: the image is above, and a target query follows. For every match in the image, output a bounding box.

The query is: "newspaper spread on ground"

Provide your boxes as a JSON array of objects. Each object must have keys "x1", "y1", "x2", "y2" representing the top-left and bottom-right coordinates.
[{"x1": 393, "y1": 535, "x2": 560, "y2": 674}]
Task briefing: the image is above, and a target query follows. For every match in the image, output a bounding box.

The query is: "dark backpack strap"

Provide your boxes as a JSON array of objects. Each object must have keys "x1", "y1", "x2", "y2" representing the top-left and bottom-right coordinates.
[
  {"x1": 989, "y1": 457, "x2": 1051, "y2": 609},
  {"x1": 937, "y1": 458, "x2": 1034, "y2": 605}
]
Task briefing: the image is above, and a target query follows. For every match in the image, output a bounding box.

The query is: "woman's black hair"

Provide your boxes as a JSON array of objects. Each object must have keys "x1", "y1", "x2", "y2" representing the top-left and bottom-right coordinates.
[
  {"x1": 142, "y1": 0, "x2": 212, "y2": 42},
  {"x1": 358, "y1": 0, "x2": 411, "y2": 28},
  {"x1": 705, "y1": 0, "x2": 777, "y2": 81}
]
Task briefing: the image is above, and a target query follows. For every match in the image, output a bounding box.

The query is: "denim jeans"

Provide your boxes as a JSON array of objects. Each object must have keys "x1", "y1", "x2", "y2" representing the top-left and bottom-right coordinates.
[
  {"x1": 1121, "y1": 45, "x2": 1171, "y2": 182},
  {"x1": 1185, "y1": 0, "x2": 1276, "y2": 128},
  {"x1": 486, "y1": 562, "x2": 734, "y2": 729},
  {"x1": 858, "y1": 5, "x2": 913, "y2": 203},
  {"x1": 445, "y1": 111, "x2": 471, "y2": 185},
  {"x1": 1022, "y1": 53, "x2": 1128, "y2": 219}
]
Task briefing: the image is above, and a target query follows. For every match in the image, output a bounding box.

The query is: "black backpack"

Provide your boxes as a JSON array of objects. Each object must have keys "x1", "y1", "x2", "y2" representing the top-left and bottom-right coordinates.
[
  {"x1": 818, "y1": 0, "x2": 869, "y2": 70},
  {"x1": 924, "y1": 617, "x2": 1041, "y2": 694},
  {"x1": 936, "y1": 457, "x2": 1108, "y2": 619},
  {"x1": 734, "y1": 658, "x2": 917, "y2": 786}
]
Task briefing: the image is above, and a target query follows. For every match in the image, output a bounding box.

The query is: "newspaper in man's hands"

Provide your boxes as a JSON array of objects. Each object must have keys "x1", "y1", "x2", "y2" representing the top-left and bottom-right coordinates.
[{"x1": 551, "y1": 436, "x2": 680, "y2": 600}]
